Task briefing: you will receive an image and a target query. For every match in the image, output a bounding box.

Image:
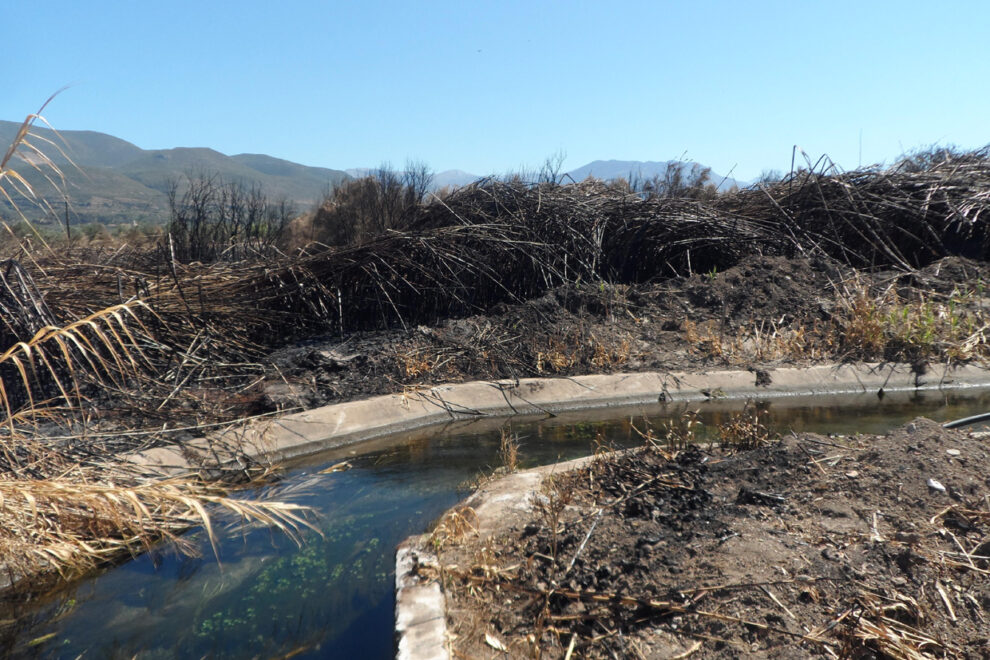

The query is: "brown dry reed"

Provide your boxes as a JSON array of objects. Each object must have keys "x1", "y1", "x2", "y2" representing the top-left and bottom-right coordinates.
[
  {"x1": 0, "y1": 102, "x2": 321, "y2": 593},
  {"x1": 0, "y1": 467, "x2": 317, "y2": 587}
]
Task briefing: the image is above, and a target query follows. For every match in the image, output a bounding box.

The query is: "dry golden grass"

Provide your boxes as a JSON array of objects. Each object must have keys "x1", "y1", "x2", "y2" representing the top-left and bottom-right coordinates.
[
  {"x1": 397, "y1": 347, "x2": 434, "y2": 379},
  {"x1": 498, "y1": 427, "x2": 520, "y2": 472},
  {"x1": 0, "y1": 302, "x2": 154, "y2": 422},
  {"x1": 0, "y1": 467, "x2": 317, "y2": 584},
  {"x1": 590, "y1": 335, "x2": 630, "y2": 369},
  {"x1": 0, "y1": 92, "x2": 73, "y2": 249},
  {"x1": 682, "y1": 277, "x2": 990, "y2": 366},
  {"x1": 648, "y1": 410, "x2": 701, "y2": 452},
  {"x1": 430, "y1": 506, "x2": 479, "y2": 552},
  {"x1": 536, "y1": 338, "x2": 574, "y2": 374},
  {"x1": 716, "y1": 403, "x2": 776, "y2": 451}
]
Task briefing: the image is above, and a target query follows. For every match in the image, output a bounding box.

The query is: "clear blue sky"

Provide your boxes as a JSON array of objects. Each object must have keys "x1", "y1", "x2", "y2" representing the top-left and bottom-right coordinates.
[{"x1": 4, "y1": 1, "x2": 988, "y2": 181}]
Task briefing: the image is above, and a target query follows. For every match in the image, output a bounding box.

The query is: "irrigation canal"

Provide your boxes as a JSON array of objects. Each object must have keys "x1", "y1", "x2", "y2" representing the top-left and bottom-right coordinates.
[{"x1": 5, "y1": 388, "x2": 990, "y2": 658}]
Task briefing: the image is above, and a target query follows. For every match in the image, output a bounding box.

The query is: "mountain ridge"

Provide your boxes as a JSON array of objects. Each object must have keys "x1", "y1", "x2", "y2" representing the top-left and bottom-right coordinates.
[
  {"x1": 0, "y1": 121, "x2": 350, "y2": 225},
  {"x1": 0, "y1": 121, "x2": 748, "y2": 226}
]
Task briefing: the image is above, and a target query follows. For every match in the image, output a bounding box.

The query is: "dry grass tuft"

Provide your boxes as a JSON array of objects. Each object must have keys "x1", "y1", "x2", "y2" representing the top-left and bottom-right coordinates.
[
  {"x1": 498, "y1": 427, "x2": 520, "y2": 473},
  {"x1": 716, "y1": 403, "x2": 776, "y2": 451},
  {"x1": 430, "y1": 506, "x2": 479, "y2": 552},
  {"x1": 0, "y1": 92, "x2": 72, "y2": 246},
  {"x1": 824, "y1": 590, "x2": 945, "y2": 660},
  {"x1": 536, "y1": 338, "x2": 575, "y2": 374},
  {"x1": 659, "y1": 410, "x2": 702, "y2": 452},
  {"x1": 396, "y1": 346, "x2": 435, "y2": 380},
  {"x1": 0, "y1": 467, "x2": 317, "y2": 585}
]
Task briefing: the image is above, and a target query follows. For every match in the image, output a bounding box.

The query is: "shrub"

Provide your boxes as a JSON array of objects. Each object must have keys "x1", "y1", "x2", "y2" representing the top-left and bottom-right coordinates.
[
  {"x1": 165, "y1": 174, "x2": 293, "y2": 262},
  {"x1": 309, "y1": 162, "x2": 433, "y2": 246}
]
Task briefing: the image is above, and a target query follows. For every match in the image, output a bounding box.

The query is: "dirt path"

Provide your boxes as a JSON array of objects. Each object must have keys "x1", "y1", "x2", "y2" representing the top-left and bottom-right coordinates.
[{"x1": 432, "y1": 418, "x2": 990, "y2": 658}]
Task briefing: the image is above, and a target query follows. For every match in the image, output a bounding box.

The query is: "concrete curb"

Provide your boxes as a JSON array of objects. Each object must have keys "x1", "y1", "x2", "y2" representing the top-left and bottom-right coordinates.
[
  {"x1": 395, "y1": 540, "x2": 448, "y2": 660},
  {"x1": 132, "y1": 362, "x2": 990, "y2": 474},
  {"x1": 394, "y1": 456, "x2": 595, "y2": 660}
]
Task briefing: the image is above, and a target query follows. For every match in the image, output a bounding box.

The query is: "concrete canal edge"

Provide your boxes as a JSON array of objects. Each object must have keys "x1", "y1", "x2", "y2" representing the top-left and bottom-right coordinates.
[
  {"x1": 124, "y1": 362, "x2": 990, "y2": 658},
  {"x1": 395, "y1": 457, "x2": 595, "y2": 660},
  {"x1": 133, "y1": 362, "x2": 990, "y2": 474},
  {"x1": 395, "y1": 543, "x2": 447, "y2": 660}
]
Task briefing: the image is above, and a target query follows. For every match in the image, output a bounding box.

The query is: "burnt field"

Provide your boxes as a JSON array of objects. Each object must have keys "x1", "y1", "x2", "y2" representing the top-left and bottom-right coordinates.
[
  {"x1": 2, "y1": 143, "x2": 990, "y2": 594},
  {"x1": 437, "y1": 418, "x2": 990, "y2": 659}
]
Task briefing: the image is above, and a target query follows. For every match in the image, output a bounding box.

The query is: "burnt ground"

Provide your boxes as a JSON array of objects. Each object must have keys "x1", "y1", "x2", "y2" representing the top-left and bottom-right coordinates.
[
  {"x1": 436, "y1": 419, "x2": 990, "y2": 659},
  {"x1": 256, "y1": 255, "x2": 990, "y2": 414}
]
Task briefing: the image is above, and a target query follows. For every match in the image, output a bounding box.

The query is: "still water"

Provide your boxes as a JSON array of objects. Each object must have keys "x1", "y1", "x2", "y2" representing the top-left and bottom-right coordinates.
[{"x1": 4, "y1": 389, "x2": 990, "y2": 658}]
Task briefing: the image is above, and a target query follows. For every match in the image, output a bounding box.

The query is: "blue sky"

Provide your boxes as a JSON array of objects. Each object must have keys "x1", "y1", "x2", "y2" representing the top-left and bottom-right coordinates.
[{"x1": 4, "y1": 1, "x2": 988, "y2": 180}]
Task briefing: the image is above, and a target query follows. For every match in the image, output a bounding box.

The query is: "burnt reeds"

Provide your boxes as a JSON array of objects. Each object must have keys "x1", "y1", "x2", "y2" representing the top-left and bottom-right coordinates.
[
  {"x1": 5, "y1": 148, "x2": 990, "y2": 439},
  {"x1": 720, "y1": 147, "x2": 990, "y2": 269},
  {"x1": 5, "y1": 109, "x2": 990, "y2": 591},
  {"x1": 25, "y1": 150, "x2": 990, "y2": 399},
  {"x1": 0, "y1": 467, "x2": 317, "y2": 586}
]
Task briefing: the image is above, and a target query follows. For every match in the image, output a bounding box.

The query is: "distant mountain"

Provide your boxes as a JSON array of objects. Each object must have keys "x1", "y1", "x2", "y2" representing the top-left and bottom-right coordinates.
[
  {"x1": 0, "y1": 119, "x2": 750, "y2": 228},
  {"x1": 566, "y1": 160, "x2": 746, "y2": 192},
  {"x1": 0, "y1": 121, "x2": 350, "y2": 226},
  {"x1": 432, "y1": 170, "x2": 481, "y2": 189}
]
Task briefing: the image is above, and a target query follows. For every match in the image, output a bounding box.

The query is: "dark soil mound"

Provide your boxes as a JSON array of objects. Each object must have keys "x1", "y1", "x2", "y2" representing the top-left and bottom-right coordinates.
[
  {"x1": 682, "y1": 255, "x2": 842, "y2": 324},
  {"x1": 441, "y1": 419, "x2": 990, "y2": 658}
]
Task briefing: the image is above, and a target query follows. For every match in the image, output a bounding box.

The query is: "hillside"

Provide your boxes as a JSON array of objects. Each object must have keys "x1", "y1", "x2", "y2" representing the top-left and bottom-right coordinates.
[{"x1": 0, "y1": 121, "x2": 350, "y2": 226}]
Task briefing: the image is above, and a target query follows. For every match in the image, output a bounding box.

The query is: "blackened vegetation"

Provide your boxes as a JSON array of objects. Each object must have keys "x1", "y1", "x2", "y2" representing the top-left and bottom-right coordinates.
[
  {"x1": 443, "y1": 420, "x2": 990, "y2": 658},
  {"x1": 224, "y1": 149, "x2": 990, "y2": 341},
  {"x1": 3, "y1": 148, "x2": 990, "y2": 454},
  {"x1": 309, "y1": 163, "x2": 434, "y2": 246},
  {"x1": 224, "y1": 149, "x2": 990, "y2": 352},
  {"x1": 165, "y1": 174, "x2": 294, "y2": 263},
  {"x1": 0, "y1": 259, "x2": 60, "y2": 411}
]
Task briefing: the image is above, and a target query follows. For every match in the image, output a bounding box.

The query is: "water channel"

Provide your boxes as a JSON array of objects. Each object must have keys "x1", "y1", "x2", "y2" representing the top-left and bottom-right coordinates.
[{"x1": 4, "y1": 388, "x2": 990, "y2": 658}]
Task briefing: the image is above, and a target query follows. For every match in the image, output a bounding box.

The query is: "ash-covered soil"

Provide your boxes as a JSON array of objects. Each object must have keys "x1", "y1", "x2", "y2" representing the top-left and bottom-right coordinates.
[
  {"x1": 256, "y1": 255, "x2": 990, "y2": 414},
  {"x1": 438, "y1": 419, "x2": 990, "y2": 659}
]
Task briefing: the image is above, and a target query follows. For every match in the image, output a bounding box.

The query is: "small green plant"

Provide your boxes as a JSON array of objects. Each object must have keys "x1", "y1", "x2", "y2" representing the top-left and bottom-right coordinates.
[
  {"x1": 836, "y1": 287, "x2": 887, "y2": 357},
  {"x1": 834, "y1": 279, "x2": 990, "y2": 362}
]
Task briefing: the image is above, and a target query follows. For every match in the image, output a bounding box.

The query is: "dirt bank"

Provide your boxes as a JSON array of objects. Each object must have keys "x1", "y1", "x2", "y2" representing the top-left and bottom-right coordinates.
[
  {"x1": 259, "y1": 255, "x2": 990, "y2": 413},
  {"x1": 433, "y1": 418, "x2": 990, "y2": 658}
]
